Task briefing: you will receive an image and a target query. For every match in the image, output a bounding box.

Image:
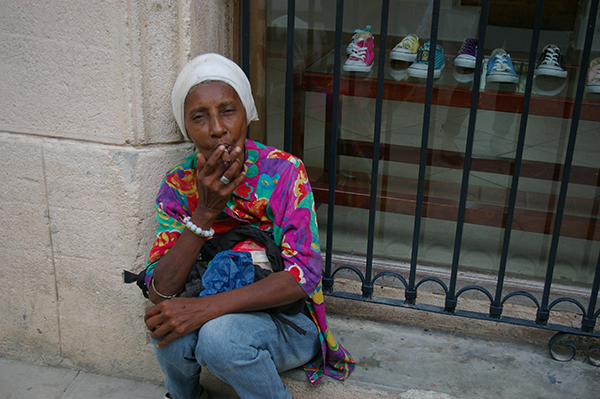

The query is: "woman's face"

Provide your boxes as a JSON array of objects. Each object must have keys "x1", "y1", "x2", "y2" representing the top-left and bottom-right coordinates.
[{"x1": 183, "y1": 81, "x2": 247, "y2": 163}]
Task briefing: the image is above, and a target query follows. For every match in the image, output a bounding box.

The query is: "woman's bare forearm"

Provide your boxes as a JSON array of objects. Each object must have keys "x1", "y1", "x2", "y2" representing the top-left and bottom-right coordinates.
[
  {"x1": 148, "y1": 212, "x2": 215, "y2": 304},
  {"x1": 145, "y1": 270, "x2": 307, "y2": 348},
  {"x1": 209, "y1": 270, "x2": 306, "y2": 315}
]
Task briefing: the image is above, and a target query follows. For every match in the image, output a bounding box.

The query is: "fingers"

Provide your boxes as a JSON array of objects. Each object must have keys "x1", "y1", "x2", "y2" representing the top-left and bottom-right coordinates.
[
  {"x1": 195, "y1": 152, "x2": 207, "y2": 172},
  {"x1": 198, "y1": 145, "x2": 244, "y2": 187},
  {"x1": 197, "y1": 146, "x2": 229, "y2": 176},
  {"x1": 219, "y1": 156, "x2": 245, "y2": 185},
  {"x1": 144, "y1": 305, "x2": 164, "y2": 331},
  {"x1": 144, "y1": 305, "x2": 177, "y2": 346},
  {"x1": 218, "y1": 146, "x2": 244, "y2": 179},
  {"x1": 221, "y1": 161, "x2": 246, "y2": 187},
  {"x1": 144, "y1": 304, "x2": 161, "y2": 325},
  {"x1": 193, "y1": 145, "x2": 245, "y2": 217},
  {"x1": 150, "y1": 322, "x2": 171, "y2": 341},
  {"x1": 154, "y1": 330, "x2": 179, "y2": 348},
  {"x1": 220, "y1": 145, "x2": 234, "y2": 165},
  {"x1": 206, "y1": 145, "x2": 235, "y2": 171},
  {"x1": 145, "y1": 300, "x2": 197, "y2": 348}
]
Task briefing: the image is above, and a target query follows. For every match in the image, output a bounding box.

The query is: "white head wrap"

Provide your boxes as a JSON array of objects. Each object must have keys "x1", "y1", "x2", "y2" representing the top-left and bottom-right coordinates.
[{"x1": 171, "y1": 53, "x2": 259, "y2": 139}]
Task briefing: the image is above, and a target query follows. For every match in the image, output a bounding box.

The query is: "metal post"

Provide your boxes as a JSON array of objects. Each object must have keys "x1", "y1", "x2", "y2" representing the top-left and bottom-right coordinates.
[{"x1": 323, "y1": 0, "x2": 345, "y2": 293}]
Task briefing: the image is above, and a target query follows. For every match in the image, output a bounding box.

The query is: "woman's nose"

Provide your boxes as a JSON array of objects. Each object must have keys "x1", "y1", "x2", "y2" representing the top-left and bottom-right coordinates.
[{"x1": 209, "y1": 115, "x2": 226, "y2": 137}]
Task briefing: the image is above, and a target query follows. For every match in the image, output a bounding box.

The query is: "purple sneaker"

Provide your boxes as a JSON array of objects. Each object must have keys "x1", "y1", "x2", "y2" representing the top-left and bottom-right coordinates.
[{"x1": 454, "y1": 38, "x2": 478, "y2": 69}]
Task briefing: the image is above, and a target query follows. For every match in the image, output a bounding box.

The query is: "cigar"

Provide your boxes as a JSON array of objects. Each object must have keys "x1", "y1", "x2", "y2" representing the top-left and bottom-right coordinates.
[{"x1": 223, "y1": 144, "x2": 232, "y2": 167}]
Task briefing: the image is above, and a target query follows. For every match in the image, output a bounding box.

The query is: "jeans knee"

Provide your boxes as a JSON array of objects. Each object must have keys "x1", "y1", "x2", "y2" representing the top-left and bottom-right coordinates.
[
  {"x1": 197, "y1": 319, "x2": 228, "y2": 366},
  {"x1": 152, "y1": 332, "x2": 198, "y2": 366},
  {"x1": 197, "y1": 315, "x2": 255, "y2": 370}
]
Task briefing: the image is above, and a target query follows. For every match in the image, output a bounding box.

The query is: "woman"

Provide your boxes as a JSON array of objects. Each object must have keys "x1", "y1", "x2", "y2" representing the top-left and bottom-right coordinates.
[{"x1": 142, "y1": 53, "x2": 354, "y2": 399}]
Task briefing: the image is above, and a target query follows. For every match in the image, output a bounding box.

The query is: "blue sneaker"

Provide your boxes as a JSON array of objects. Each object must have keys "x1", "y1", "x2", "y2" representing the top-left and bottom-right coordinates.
[
  {"x1": 407, "y1": 41, "x2": 445, "y2": 79},
  {"x1": 486, "y1": 48, "x2": 519, "y2": 83}
]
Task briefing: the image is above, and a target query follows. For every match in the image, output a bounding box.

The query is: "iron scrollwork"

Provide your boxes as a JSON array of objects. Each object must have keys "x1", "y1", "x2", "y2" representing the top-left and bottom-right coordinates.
[{"x1": 548, "y1": 333, "x2": 600, "y2": 366}]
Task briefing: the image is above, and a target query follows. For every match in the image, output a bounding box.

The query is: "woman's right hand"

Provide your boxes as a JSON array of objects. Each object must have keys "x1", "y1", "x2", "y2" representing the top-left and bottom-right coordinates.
[
  {"x1": 193, "y1": 144, "x2": 246, "y2": 225},
  {"x1": 148, "y1": 145, "x2": 246, "y2": 304}
]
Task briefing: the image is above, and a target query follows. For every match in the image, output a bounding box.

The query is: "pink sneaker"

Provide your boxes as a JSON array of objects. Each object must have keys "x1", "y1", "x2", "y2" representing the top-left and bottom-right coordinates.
[{"x1": 343, "y1": 31, "x2": 374, "y2": 72}]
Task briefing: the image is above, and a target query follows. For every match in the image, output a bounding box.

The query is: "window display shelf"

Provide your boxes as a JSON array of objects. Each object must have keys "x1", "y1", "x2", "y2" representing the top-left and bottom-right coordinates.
[
  {"x1": 306, "y1": 142, "x2": 600, "y2": 242},
  {"x1": 294, "y1": 44, "x2": 600, "y2": 241},
  {"x1": 301, "y1": 46, "x2": 600, "y2": 123}
]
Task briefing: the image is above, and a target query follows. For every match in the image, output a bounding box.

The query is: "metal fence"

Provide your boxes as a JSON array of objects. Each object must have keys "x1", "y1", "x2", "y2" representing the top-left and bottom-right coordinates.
[{"x1": 241, "y1": 0, "x2": 600, "y2": 359}]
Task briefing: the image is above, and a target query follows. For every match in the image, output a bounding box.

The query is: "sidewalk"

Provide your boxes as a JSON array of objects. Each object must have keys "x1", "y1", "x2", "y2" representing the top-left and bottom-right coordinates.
[{"x1": 2, "y1": 308, "x2": 599, "y2": 399}]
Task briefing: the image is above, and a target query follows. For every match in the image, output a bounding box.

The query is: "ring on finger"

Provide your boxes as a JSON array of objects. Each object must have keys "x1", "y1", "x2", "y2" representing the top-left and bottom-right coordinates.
[{"x1": 220, "y1": 175, "x2": 231, "y2": 185}]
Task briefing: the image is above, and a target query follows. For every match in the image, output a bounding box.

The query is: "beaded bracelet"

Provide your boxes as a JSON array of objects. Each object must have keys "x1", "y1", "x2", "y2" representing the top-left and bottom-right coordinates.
[{"x1": 182, "y1": 216, "x2": 215, "y2": 238}]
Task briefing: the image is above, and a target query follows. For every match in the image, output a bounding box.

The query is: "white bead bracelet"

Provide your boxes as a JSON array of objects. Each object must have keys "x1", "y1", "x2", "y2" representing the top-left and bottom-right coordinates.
[{"x1": 182, "y1": 216, "x2": 215, "y2": 238}]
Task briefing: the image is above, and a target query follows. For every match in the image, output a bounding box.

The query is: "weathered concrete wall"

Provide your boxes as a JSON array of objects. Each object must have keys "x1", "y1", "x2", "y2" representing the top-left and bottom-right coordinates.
[{"x1": 0, "y1": 0, "x2": 234, "y2": 381}]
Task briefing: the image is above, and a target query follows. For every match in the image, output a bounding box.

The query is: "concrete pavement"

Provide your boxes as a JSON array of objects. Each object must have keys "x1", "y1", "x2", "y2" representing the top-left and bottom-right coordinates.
[{"x1": 2, "y1": 300, "x2": 600, "y2": 399}]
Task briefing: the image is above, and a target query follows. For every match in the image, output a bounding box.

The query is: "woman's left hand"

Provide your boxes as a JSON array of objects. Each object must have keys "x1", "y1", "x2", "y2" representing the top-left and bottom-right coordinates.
[
  {"x1": 145, "y1": 272, "x2": 307, "y2": 348},
  {"x1": 145, "y1": 296, "x2": 219, "y2": 348}
]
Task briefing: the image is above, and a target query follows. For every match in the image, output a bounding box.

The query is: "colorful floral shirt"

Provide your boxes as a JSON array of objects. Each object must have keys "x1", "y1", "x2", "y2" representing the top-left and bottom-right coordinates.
[{"x1": 145, "y1": 139, "x2": 355, "y2": 384}]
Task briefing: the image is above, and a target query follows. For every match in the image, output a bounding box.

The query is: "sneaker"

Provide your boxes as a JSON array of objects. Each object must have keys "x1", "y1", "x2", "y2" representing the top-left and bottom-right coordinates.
[
  {"x1": 586, "y1": 57, "x2": 600, "y2": 93},
  {"x1": 343, "y1": 31, "x2": 375, "y2": 72},
  {"x1": 486, "y1": 48, "x2": 519, "y2": 84},
  {"x1": 407, "y1": 41, "x2": 445, "y2": 79},
  {"x1": 454, "y1": 38, "x2": 478, "y2": 68},
  {"x1": 534, "y1": 44, "x2": 567, "y2": 78},
  {"x1": 390, "y1": 34, "x2": 419, "y2": 62},
  {"x1": 346, "y1": 25, "x2": 372, "y2": 54}
]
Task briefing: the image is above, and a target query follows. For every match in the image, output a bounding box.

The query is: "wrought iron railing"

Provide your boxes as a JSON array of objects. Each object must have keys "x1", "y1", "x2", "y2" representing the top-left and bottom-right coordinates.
[{"x1": 241, "y1": 0, "x2": 600, "y2": 359}]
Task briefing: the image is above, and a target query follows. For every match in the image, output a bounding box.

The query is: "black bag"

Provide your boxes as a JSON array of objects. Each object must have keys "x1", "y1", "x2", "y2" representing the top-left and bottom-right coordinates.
[{"x1": 123, "y1": 225, "x2": 305, "y2": 316}]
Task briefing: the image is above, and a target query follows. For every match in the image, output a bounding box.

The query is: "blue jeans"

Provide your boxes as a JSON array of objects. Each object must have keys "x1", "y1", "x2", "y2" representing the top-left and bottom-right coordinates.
[{"x1": 152, "y1": 311, "x2": 320, "y2": 399}]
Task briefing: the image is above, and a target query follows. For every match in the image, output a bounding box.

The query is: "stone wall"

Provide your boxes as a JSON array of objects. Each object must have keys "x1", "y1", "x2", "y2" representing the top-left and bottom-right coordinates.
[{"x1": 0, "y1": 0, "x2": 234, "y2": 381}]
